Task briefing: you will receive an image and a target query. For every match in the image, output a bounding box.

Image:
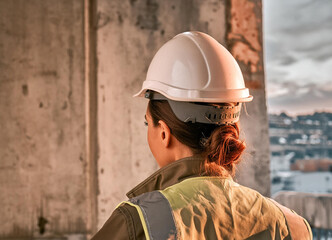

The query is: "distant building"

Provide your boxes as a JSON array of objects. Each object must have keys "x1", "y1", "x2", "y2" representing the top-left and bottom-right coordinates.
[
  {"x1": 271, "y1": 171, "x2": 332, "y2": 195},
  {"x1": 269, "y1": 112, "x2": 332, "y2": 195},
  {"x1": 269, "y1": 112, "x2": 332, "y2": 161},
  {"x1": 291, "y1": 159, "x2": 332, "y2": 172},
  {"x1": 271, "y1": 152, "x2": 295, "y2": 174}
]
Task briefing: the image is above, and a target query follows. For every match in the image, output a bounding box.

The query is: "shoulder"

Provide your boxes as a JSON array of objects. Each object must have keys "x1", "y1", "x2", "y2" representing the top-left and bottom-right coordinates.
[
  {"x1": 268, "y1": 198, "x2": 313, "y2": 240},
  {"x1": 91, "y1": 203, "x2": 145, "y2": 240}
]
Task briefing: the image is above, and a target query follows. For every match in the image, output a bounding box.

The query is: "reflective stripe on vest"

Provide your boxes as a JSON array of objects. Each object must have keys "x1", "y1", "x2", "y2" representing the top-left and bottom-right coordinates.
[
  {"x1": 119, "y1": 177, "x2": 299, "y2": 240},
  {"x1": 123, "y1": 191, "x2": 177, "y2": 240}
]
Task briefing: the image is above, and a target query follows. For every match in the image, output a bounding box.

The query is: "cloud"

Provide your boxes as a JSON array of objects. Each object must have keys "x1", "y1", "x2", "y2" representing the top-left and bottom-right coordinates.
[
  {"x1": 264, "y1": 0, "x2": 332, "y2": 35},
  {"x1": 263, "y1": 0, "x2": 332, "y2": 114},
  {"x1": 266, "y1": 55, "x2": 332, "y2": 86},
  {"x1": 266, "y1": 81, "x2": 332, "y2": 115},
  {"x1": 264, "y1": 0, "x2": 332, "y2": 61}
]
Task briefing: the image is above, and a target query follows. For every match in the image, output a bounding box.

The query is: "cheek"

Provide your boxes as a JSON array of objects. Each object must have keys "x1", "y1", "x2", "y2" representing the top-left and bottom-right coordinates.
[
  {"x1": 147, "y1": 127, "x2": 152, "y2": 147},
  {"x1": 147, "y1": 125, "x2": 163, "y2": 166},
  {"x1": 147, "y1": 127, "x2": 156, "y2": 155}
]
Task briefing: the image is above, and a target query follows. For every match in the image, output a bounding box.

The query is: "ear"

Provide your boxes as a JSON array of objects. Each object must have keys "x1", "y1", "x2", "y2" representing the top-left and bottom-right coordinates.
[{"x1": 158, "y1": 120, "x2": 171, "y2": 148}]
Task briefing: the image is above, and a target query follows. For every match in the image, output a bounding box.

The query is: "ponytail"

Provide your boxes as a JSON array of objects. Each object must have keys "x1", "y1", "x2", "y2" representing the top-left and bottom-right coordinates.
[{"x1": 203, "y1": 123, "x2": 245, "y2": 176}]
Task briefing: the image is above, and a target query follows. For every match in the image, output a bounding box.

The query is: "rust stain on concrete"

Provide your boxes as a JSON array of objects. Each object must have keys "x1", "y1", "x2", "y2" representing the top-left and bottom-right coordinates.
[
  {"x1": 245, "y1": 79, "x2": 262, "y2": 89},
  {"x1": 231, "y1": 41, "x2": 260, "y2": 72},
  {"x1": 227, "y1": 0, "x2": 264, "y2": 88}
]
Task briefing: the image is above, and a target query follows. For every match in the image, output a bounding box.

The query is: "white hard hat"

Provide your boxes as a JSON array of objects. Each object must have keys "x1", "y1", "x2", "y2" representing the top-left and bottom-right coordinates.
[{"x1": 134, "y1": 31, "x2": 253, "y2": 103}]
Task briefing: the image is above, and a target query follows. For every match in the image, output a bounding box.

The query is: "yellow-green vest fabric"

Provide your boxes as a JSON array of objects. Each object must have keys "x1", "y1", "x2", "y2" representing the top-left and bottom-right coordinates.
[{"x1": 121, "y1": 177, "x2": 293, "y2": 240}]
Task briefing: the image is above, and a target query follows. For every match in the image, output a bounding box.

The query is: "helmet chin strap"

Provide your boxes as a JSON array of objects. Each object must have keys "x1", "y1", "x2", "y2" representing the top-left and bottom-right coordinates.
[{"x1": 145, "y1": 91, "x2": 241, "y2": 125}]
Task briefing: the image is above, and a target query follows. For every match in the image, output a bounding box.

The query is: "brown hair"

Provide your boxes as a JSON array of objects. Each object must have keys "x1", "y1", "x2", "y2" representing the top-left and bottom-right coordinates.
[{"x1": 148, "y1": 100, "x2": 246, "y2": 176}]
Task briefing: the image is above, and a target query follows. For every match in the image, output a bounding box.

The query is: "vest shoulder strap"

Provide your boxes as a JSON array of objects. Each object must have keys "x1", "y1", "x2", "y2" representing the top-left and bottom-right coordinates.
[
  {"x1": 117, "y1": 190, "x2": 177, "y2": 240},
  {"x1": 116, "y1": 201, "x2": 151, "y2": 240}
]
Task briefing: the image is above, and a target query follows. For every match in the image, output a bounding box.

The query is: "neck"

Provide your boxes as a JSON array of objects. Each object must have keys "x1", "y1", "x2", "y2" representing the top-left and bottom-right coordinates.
[{"x1": 168, "y1": 136, "x2": 195, "y2": 164}]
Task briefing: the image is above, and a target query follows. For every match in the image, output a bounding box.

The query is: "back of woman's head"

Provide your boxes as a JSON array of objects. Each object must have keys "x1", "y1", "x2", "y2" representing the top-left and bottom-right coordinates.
[{"x1": 148, "y1": 100, "x2": 246, "y2": 176}]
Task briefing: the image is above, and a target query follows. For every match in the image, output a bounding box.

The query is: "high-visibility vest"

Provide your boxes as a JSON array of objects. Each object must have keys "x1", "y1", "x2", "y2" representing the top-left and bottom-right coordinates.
[{"x1": 118, "y1": 177, "x2": 307, "y2": 240}]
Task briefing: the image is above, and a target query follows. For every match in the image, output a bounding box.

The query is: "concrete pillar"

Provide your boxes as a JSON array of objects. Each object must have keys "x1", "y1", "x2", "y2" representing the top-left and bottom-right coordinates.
[
  {"x1": 226, "y1": 0, "x2": 270, "y2": 196},
  {"x1": 0, "y1": 0, "x2": 96, "y2": 238}
]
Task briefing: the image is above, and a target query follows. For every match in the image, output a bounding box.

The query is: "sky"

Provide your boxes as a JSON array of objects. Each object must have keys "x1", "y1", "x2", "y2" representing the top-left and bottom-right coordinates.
[{"x1": 263, "y1": 0, "x2": 332, "y2": 115}]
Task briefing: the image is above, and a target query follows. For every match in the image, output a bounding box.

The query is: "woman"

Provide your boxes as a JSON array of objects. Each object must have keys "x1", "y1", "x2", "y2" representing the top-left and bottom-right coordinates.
[{"x1": 92, "y1": 32, "x2": 312, "y2": 240}]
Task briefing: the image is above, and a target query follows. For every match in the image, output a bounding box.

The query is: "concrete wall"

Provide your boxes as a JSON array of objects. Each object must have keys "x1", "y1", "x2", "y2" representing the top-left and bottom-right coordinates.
[
  {"x1": 0, "y1": 0, "x2": 269, "y2": 237},
  {"x1": 274, "y1": 192, "x2": 332, "y2": 229},
  {"x1": 0, "y1": 0, "x2": 93, "y2": 238}
]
